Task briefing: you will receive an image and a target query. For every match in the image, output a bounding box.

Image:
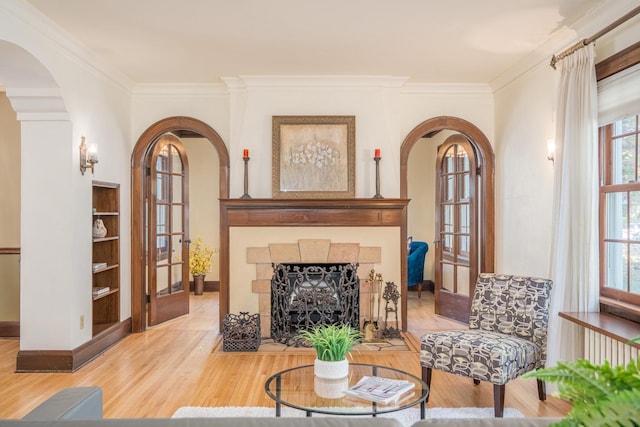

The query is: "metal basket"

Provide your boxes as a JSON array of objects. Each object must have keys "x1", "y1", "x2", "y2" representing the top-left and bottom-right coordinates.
[{"x1": 222, "y1": 312, "x2": 261, "y2": 352}]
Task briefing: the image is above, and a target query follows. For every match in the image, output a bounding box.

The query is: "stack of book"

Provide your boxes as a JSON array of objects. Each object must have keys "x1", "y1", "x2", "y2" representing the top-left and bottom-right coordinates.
[
  {"x1": 344, "y1": 376, "x2": 415, "y2": 404},
  {"x1": 92, "y1": 286, "x2": 110, "y2": 297}
]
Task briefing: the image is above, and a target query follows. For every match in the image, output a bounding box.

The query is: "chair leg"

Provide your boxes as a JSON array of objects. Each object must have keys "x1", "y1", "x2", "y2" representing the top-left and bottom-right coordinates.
[
  {"x1": 493, "y1": 384, "x2": 505, "y2": 418},
  {"x1": 537, "y1": 379, "x2": 546, "y2": 401},
  {"x1": 418, "y1": 282, "x2": 422, "y2": 298},
  {"x1": 421, "y1": 367, "x2": 432, "y2": 403}
]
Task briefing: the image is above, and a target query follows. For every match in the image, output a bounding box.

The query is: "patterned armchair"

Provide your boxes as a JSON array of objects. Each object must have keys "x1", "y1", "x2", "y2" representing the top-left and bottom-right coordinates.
[{"x1": 420, "y1": 273, "x2": 553, "y2": 417}]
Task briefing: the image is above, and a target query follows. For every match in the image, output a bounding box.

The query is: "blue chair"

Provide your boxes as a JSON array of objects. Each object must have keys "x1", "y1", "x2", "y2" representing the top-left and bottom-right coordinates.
[{"x1": 407, "y1": 241, "x2": 428, "y2": 297}]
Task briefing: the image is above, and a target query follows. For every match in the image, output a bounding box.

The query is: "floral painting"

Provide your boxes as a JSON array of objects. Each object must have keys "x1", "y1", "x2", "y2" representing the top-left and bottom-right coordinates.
[{"x1": 272, "y1": 116, "x2": 355, "y2": 198}]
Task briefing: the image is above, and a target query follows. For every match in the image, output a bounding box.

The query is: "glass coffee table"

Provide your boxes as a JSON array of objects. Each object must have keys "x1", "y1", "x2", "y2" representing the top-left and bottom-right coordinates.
[{"x1": 265, "y1": 363, "x2": 428, "y2": 419}]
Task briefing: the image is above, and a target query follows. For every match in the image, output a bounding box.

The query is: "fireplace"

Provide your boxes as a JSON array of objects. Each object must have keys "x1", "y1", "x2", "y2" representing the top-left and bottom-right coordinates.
[{"x1": 271, "y1": 263, "x2": 360, "y2": 344}]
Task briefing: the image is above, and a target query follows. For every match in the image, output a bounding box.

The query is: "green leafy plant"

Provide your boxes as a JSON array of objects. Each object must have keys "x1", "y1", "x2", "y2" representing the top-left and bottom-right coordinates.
[
  {"x1": 524, "y1": 338, "x2": 640, "y2": 427},
  {"x1": 297, "y1": 323, "x2": 361, "y2": 361}
]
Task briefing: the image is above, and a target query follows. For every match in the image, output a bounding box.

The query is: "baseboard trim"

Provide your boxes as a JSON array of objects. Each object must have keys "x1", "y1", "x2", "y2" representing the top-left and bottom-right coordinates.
[
  {"x1": 16, "y1": 318, "x2": 131, "y2": 373},
  {"x1": 189, "y1": 280, "x2": 219, "y2": 292},
  {"x1": 0, "y1": 321, "x2": 19, "y2": 338}
]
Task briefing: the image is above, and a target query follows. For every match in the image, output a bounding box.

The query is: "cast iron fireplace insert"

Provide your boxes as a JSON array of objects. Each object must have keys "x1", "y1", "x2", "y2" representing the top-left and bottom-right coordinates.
[{"x1": 271, "y1": 262, "x2": 360, "y2": 345}]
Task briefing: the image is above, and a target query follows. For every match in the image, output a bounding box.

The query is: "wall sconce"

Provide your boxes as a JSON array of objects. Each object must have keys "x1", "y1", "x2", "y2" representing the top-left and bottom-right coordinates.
[
  {"x1": 79, "y1": 136, "x2": 98, "y2": 175},
  {"x1": 547, "y1": 139, "x2": 556, "y2": 164}
]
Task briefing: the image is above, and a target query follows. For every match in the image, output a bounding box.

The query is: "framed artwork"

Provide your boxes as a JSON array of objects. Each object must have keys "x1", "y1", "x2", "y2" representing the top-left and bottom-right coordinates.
[{"x1": 272, "y1": 115, "x2": 355, "y2": 199}]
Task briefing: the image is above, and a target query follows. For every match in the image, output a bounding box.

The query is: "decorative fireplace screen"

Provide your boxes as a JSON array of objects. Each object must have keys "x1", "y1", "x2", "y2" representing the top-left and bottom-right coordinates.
[{"x1": 271, "y1": 263, "x2": 359, "y2": 344}]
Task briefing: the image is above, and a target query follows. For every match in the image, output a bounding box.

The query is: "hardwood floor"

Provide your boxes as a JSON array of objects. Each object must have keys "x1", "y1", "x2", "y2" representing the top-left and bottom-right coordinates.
[{"x1": 0, "y1": 291, "x2": 571, "y2": 419}]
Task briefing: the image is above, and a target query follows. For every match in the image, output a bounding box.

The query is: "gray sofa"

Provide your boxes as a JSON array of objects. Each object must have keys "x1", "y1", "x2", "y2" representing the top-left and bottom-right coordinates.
[{"x1": 0, "y1": 387, "x2": 561, "y2": 427}]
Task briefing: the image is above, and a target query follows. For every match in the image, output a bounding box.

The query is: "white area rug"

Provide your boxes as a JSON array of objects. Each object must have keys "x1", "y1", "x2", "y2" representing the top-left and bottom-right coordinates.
[{"x1": 173, "y1": 406, "x2": 524, "y2": 427}]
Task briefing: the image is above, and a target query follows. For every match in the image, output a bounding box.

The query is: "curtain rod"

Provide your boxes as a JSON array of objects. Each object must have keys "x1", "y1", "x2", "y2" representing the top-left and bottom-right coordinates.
[{"x1": 550, "y1": 4, "x2": 640, "y2": 69}]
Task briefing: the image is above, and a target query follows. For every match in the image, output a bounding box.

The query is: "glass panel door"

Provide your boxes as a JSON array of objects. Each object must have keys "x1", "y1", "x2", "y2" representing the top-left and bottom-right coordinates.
[
  {"x1": 434, "y1": 135, "x2": 477, "y2": 323},
  {"x1": 148, "y1": 133, "x2": 190, "y2": 326}
]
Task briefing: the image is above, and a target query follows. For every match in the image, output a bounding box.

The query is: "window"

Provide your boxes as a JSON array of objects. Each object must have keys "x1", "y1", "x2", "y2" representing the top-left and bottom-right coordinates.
[{"x1": 600, "y1": 114, "x2": 640, "y2": 308}]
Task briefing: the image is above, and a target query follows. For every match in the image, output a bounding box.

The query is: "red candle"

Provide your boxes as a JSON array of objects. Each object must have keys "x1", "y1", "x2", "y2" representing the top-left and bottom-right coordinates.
[
  {"x1": 374, "y1": 148, "x2": 381, "y2": 158},
  {"x1": 243, "y1": 149, "x2": 249, "y2": 158}
]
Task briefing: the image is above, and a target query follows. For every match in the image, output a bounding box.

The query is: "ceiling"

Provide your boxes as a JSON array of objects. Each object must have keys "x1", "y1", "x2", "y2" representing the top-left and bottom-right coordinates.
[{"x1": 26, "y1": 0, "x2": 607, "y2": 85}]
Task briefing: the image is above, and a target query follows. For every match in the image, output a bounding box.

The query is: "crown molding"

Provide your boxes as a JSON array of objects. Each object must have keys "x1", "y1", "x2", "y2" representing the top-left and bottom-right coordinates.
[
  {"x1": 401, "y1": 83, "x2": 492, "y2": 95},
  {"x1": 5, "y1": 87, "x2": 70, "y2": 121},
  {"x1": 132, "y1": 83, "x2": 228, "y2": 97},
  {"x1": 222, "y1": 75, "x2": 409, "y2": 89}
]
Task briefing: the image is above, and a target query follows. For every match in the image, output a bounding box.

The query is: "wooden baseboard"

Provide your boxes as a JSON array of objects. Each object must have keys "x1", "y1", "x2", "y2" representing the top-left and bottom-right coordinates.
[
  {"x1": 0, "y1": 321, "x2": 19, "y2": 338},
  {"x1": 189, "y1": 280, "x2": 219, "y2": 293},
  {"x1": 16, "y1": 318, "x2": 131, "y2": 372}
]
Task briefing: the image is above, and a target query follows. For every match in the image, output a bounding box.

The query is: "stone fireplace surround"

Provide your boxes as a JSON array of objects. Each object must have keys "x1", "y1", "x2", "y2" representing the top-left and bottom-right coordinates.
[{"x1": 247, "y1": 239, "x2": 381, "y2": 337}]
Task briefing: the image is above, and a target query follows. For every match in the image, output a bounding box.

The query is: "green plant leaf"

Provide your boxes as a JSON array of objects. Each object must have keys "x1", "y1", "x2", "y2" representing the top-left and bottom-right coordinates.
[
  {"x1": 525, "y1": 356, "x2": 640, "y2": 426},
  {"x1": 297, "y1": 323, "x2": 361, "y2": 361}
]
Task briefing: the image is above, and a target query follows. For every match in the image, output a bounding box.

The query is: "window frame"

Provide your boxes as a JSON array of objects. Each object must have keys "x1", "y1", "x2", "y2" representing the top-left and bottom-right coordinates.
[
  {"x1": 599, "y1": 116, "x2": 640, "y2": 308},
  {"x1": 597, "y1": 41, "x2": 640, "y2": 316}
]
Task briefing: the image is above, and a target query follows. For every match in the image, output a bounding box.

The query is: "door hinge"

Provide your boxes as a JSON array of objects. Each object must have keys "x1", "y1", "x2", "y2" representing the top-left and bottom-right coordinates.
[
  {"x1": 145, "y1": 294, "x2": 151, "y2": 303},
  {"x1": 476, "y1": 166, "x2": 481, "y2": 176},
  {"x1": 146, "y1": 167, "x2": 151, "y2": 176}
]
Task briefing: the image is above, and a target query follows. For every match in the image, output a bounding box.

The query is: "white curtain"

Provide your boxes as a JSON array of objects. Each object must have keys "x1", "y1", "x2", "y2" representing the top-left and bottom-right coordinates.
[{"x1": 547, "y1": 44, "x2": 600, "y2": 367}]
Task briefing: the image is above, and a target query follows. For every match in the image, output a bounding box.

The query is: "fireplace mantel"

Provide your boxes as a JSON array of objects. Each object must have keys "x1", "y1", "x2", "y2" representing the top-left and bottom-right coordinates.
[
  {"x1": 220, "y1": 198, "x2": 410, "y2": 227},
  {"x1": 218, "y1": 198, "x2": 410, "y2": 330}
]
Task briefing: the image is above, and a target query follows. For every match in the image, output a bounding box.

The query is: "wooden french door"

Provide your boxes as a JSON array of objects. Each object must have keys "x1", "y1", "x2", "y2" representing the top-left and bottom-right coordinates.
[
  {"x1": 434, "y1": 134, "x2": 478, "y2": 323},
  {"x1": 147, "y1": 133, "x2": 190, "y2": 326}
]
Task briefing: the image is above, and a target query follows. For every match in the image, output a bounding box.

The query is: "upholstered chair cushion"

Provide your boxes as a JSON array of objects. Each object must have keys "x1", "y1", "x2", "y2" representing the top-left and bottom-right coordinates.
[{"x1": 420, "y1": 330, "x2": 541, "y2": 384}]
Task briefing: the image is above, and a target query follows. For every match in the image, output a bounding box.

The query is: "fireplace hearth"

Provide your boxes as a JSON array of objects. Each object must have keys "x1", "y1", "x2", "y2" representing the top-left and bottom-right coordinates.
[{"x1": 271, "y1": 263, "x2": 359, "y2": 344}]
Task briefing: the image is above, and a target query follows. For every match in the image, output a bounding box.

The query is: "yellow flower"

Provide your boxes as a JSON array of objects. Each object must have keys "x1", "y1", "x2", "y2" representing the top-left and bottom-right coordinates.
[{"x1": 189, "y1": 238, "x2": 215, "y2": 277}]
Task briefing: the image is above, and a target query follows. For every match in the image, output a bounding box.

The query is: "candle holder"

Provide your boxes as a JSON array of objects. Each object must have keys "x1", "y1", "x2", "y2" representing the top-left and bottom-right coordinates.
[
  {"x1": 241, "y1": 156, "x2": 252, "y2": 199},
  {"x1": 373, "y1": 155, "x2": 383, "y2": 199}
]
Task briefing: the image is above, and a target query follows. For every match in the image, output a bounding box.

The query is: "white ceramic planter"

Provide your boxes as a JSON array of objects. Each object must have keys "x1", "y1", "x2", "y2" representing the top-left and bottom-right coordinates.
[{"x1": 314, "y1": 358, "x2": 349, "y2": 380}]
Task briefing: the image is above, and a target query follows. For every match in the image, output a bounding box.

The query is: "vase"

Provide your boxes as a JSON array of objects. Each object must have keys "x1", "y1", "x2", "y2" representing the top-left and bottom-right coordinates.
[
  {"x1": 193, "y1": 275, "x2": 205, "y2": 295},
  {"x1": 314, "y1": 358, "x2": 349, "y2": 380},
  {"x1": 92, "y1": 218, "x2": 107, "y2": 238}
]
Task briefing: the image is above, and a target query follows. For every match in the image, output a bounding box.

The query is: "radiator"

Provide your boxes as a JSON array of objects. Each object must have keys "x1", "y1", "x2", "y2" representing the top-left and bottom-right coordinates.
[{"x1": 584, "y1": 329, "x2": 639, "y2": 367}]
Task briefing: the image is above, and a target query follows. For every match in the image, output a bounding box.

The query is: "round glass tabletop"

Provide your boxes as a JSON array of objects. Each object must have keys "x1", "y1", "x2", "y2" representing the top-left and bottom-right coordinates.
[{"x1": 265, "y1": 363, "x2": 428, "y2": 418}]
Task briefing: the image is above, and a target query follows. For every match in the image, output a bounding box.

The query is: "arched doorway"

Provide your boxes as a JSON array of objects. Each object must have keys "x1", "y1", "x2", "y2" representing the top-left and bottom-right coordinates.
[
  {"x1": 131, "y1": 116, "x2": 229, "y2": 332},
  {"x1": 400, "y1": 116, "x2": 494, "y2": 328}
]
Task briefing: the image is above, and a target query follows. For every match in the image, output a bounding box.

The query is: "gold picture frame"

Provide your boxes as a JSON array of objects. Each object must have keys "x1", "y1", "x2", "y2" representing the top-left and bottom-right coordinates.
[{"x1": 272, "y1": 115, "x2": 356, "y2": 199}]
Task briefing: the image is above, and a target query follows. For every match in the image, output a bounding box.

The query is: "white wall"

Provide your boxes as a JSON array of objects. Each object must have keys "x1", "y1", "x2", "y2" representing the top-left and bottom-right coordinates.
[
  {"x1": 0, "y1": 1, "x2": 132, "y2": 349},
  {"x1": 493, "y1": 63, "x2": 557, "y2": 278}
]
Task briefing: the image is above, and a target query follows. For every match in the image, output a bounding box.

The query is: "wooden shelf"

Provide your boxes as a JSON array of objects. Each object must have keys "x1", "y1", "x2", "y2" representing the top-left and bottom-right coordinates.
[
  {"x1": 92, "y1": 181, "x2": 120, "y2": 337},
  {"x1": 92, "y1": 264, "x2": 119, "y2": 274},
  {"x1": 93, "y1": 236, "x2": 119, "y2": 243},
  {"x1": 92, "y1": 288, "x2": 119, "y2": 301}
]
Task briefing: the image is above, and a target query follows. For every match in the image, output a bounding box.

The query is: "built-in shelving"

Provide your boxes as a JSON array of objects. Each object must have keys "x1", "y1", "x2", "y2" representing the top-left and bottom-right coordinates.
[{"x1": 92, "y1": 181, "x2": 120, "y2": 337}]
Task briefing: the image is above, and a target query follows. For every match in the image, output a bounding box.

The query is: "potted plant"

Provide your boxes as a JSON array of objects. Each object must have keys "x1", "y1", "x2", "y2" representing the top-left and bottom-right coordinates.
[
  {"x1": 188, "y1": 238, "x2": 215, "y2": 295},
  {"x1": 298, "y1": 323, "x2": 361, "y2": 379},
  {"x1": 523, "y1": 337, "x2": 640, "y2": 426}
]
